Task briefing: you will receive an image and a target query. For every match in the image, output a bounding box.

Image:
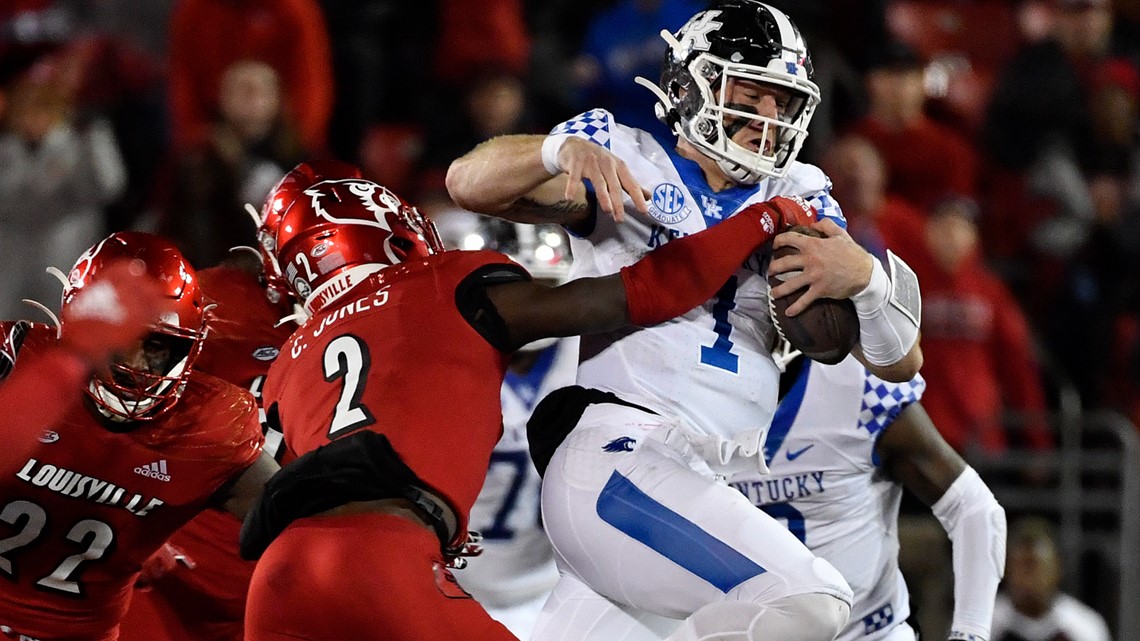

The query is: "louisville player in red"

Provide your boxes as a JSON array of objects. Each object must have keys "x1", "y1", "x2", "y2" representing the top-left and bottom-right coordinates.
[
  {"x1": 0, "y1": 232, "x2": 278, "y2": 641},
  {"x1": 118, "y1": 161, "x2": 365, "y2": 641},
  {"x1": 237, "y1": 175, "x2": 818, "y2": 640},
  {"x1": 0, "y1": 262, "x2": 164, "y2": 470}
]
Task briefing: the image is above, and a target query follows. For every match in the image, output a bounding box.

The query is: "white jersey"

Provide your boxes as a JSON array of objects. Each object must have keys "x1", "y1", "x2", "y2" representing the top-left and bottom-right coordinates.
[
  {"x1": 458, "y1": 339, "x2": 577, "y2": 611},
  {"x1": 729, "y1": 355, "x2": 925, "y2": 641},
  {"x1": 553, "y1": 108, "x2": 846, "y2": 449}
]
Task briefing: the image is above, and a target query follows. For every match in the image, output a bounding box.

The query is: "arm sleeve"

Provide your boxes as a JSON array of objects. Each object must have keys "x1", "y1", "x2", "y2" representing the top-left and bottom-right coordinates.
[
  {"x1": 620, "y1": 204, "x2": 780, "y2": 327},
  {"x1": 932, "y1": 466, "x2": 1007, "y2": 641}
]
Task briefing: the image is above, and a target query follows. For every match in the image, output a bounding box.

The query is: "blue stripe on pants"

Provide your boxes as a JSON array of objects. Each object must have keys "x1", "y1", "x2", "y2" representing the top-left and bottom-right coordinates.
[{"x1": 595, "y1": 470, "x2": 766, "y2": 593}]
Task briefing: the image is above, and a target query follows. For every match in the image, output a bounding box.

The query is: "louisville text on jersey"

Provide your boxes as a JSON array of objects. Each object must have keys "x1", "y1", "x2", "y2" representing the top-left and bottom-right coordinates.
[{"x1": 15, "y1": 458, "x2": 165, "y2": 517}]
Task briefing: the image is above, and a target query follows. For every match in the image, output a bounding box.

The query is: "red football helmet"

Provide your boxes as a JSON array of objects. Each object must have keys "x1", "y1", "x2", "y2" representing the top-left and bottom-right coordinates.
[
  {"x1": 253, "y1": 160, "x2": 364, "y2": 306},
  {"x1": 275, "y1": 178, "x2": 444, "y2": 314},
  {"x1": 63, "y1": 232, "x2": 207, "y2": 422}
]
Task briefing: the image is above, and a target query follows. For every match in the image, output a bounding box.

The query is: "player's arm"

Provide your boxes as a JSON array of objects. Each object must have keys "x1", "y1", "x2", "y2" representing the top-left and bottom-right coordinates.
[
  {"x1": 483, "y1": 197, "x2": 813, "y2": 351},
  {"x1": 219, "y1": 450, "x2": 281, "y2": 522},
  {"x1": 446, "y1": 134, "x2": 649, "y2": 228},
  {"x1": 769, "y1": 218, "x2": 923, "y2": 382},
  {"x1": 876, "y1": 402, "x2": 1006, "y2": 641}
]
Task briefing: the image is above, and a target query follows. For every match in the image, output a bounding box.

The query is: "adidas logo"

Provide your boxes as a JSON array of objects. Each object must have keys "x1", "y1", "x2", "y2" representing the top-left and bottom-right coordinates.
[{"x1": 134, "y1": 460, "x2": 171, "y2": 482}]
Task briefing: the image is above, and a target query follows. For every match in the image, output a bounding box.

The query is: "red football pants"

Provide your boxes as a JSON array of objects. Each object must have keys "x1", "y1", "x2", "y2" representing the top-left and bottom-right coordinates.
[{"x1": 245, "y1": 512, "x2": 517, "y2": 641}]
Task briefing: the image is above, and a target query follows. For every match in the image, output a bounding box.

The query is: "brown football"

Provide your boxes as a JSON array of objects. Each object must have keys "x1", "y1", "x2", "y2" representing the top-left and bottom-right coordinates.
[{"x1": 767, "y1": 226, "x2": 860, "y2": 365}]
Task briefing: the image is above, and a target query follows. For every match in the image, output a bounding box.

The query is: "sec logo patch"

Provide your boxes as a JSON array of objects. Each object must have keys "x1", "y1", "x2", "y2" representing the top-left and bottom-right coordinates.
[{"x1": 649, "y1": 183, "x2": 690, "y2": 224}]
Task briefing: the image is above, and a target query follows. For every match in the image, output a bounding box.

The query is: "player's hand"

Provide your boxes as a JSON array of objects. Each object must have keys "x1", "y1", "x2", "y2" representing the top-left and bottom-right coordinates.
[
  {"x1": 136, "y1": 543, "x2": 196, "y2": 589},
  {"x1": 768, "y1": 218, "x2": 874, "y2": 316},
  {"x1": 759, "y1": 195, "x2": 818, "y2": 232},
  {"x1": 557, "y1": 136, "x2": 650, "y2": 222},
  {"x1": 59, "y1": 260, "x2": 164, "y2": 365}
]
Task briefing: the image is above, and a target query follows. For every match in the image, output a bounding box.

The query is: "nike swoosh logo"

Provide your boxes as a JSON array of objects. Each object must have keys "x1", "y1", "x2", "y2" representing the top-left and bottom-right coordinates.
[{"x1": 786, "y1": 444, "x2": 814, "y2": 461}]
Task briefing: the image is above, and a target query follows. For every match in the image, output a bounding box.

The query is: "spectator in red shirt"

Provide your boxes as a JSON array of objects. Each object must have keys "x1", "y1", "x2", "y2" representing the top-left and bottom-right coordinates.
[
  {"x1": 847, "y1": 41, "x2": 978, "y2": 210},
  {"x1": 820, "y1": 134, "x2": 928, "y2": 264},
  {"x1": 168, "y1": 0, "x2": 333, "y2": 153},
  {"x1": 909, "y1": 197, "x2": 1054, "y2": 454}
]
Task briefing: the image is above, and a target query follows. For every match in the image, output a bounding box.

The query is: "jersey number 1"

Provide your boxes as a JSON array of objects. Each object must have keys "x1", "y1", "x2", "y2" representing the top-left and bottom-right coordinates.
[
  {"x1": 324, "y1": 334, "x2": 376, "y2": 438},
  {"x1": 700, "y1": 276, "x2": 740, "y2": 373}
]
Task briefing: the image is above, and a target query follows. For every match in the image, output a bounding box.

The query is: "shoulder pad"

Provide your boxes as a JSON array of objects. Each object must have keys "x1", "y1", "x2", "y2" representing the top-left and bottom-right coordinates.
[{"x1": 550, "y1": 108, "x2": 617, "y2": 150}]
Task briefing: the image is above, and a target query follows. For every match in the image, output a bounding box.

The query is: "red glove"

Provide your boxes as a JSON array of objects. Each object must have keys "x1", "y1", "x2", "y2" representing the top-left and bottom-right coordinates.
[
  {"x1": 59, "y1": 260, "x2": 164, "y2": 365},
  {"x1": 136, "y1": 542, "x2": 195, "y2": 589},
  {"x1": 743, "y1": 195, "x2": 818, "y2": 233}
]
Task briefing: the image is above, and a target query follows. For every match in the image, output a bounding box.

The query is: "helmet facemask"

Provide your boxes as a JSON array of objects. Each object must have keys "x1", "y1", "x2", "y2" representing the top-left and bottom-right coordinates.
[
  {"x1": 677, "y1": 53, "x2": 818, "y2": 183},
  {"x1": 89, "y1": 325, "x2": 204, "y2": 422}
]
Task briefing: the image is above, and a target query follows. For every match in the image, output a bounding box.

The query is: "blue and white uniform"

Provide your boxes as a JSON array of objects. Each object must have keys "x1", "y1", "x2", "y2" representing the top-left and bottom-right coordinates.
[
  {"x1": 535, "y1": 110, "x2": 853, "y2": 640},
  {"x1": 731, "y1": 355, "x2": 926, "y2": 641},
  {"x1": 458, "y1": 339, "x2": 577, "y2": 639}
]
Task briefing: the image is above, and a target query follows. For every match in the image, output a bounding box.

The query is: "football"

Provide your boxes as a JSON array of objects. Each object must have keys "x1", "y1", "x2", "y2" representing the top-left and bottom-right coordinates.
[{"x1": 767, "y1": 226, "x2": 860, "y2": 365}]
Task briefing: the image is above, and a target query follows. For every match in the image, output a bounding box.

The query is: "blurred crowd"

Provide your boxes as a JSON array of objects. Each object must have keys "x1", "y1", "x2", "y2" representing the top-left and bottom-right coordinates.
[
  {"x1": 8, "y1": 0, "x2": 1137, "y2": 447},
  {"x1": 0, "y1": 0, "x2": 1136, "y2": 636}
]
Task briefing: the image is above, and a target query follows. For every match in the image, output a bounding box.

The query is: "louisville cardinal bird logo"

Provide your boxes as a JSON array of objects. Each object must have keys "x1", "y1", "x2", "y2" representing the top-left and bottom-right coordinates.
[{"x1": 302, "y1": 179, "x2": 404, "y2": 232}]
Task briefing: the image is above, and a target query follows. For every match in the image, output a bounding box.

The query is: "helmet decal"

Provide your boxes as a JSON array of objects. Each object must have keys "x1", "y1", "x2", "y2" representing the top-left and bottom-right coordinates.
[{"x1": 303, "y1": 179, "x2": 402, "y2": 232}]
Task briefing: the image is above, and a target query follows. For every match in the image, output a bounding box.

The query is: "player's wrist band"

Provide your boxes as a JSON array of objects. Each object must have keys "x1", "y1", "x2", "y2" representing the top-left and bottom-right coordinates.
[
  {"x1": 948, "y1": 632, "x2": 987, "y2": 641},
  {"x1": 541, "y1": 134, "x2": 573, "y2": 175},
  {"x1": 850, "y1": 251, "x2": 921, "y2": 366}
]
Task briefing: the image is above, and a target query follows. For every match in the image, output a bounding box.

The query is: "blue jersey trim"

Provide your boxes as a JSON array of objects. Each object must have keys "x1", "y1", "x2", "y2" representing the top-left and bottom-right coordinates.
[
  {"x1": 596, "y1": 470, "x2": 766, "y2": 592},
  {"x1": 764, "y1": 361, "x2": 812, "y2": 465}
]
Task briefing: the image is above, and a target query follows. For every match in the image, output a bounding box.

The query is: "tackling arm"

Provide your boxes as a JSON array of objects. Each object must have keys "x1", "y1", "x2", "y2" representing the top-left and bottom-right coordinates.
[
  {"x1": 487, "y1": 198, "x2": 810, "y2": 351},
  {"x1": 877, "y1": 402, "x2": 1006, "y2": 641}
]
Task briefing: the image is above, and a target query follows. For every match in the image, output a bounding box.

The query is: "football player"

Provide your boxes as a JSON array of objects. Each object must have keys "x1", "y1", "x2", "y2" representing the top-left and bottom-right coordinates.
[
  {"x1": 237, "y1": 173, "x2": 818, "y2": 641},
  {"x1": 445, "y1": 2, "x2": 923, "y2": 640},
  {"x1": 729, "y1": 347, "x2": 1006, "y2": 641},
  {"x1": 0, "y1": 261, "x2": 163, "y2": 468},
  {"x1": 436, "y1": 215, "x2": 576, "y2": 639},
  {"x1": 118, "y1": 161, "x2": 363, "y2": 641},
  {"x1": 0, "y1": 232, "x2": 278, "y2": 641}
]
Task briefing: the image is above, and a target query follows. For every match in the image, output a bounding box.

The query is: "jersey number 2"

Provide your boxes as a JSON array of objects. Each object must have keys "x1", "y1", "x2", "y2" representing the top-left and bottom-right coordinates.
[
  {"x1": 0, "y1": 500, "x2": 115, "y2": 596},
  {"x1": 324, "y1": 334, "x2": 376, "y2": 438}
]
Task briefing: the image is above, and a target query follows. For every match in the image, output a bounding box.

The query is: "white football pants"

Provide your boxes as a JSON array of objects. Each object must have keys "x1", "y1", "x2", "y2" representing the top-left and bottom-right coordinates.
[{"x1": 534, "y1": 404, "x2": 852, "y2": 641}]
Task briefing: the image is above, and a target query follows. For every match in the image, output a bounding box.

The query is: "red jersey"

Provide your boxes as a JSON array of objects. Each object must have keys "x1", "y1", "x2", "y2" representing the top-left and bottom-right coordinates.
[
  {"x1": 263, "y1": 250, "x2": 521, "y2": 535},
  {"x1": 0, "y1": 323, "x2": 263, "y2": 641},
  {"x1": 119, "y1": 267, "x2": 295, "y2": 641}
]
